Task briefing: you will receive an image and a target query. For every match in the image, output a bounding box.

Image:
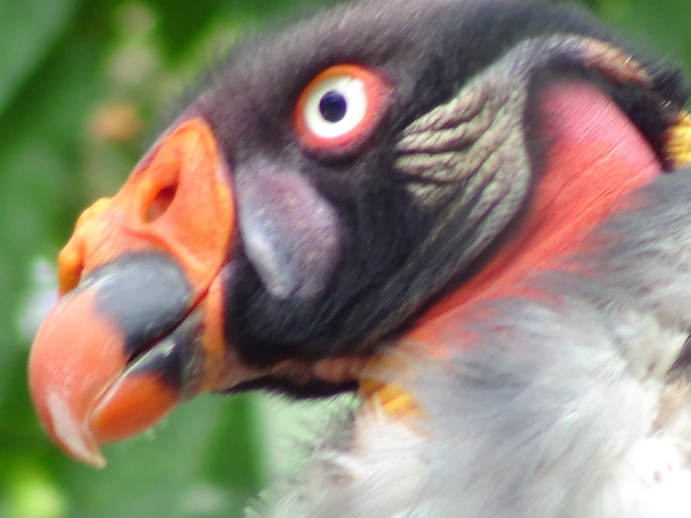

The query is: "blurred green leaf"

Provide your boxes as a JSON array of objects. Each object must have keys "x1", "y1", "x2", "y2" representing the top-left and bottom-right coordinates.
[
  {"x1": 58, "y1": 395, "x2": 263, "y2": 518},
  {"x1": 0, "y1": 0, "x2": 78, "y2": 116},
  {"x1": 596, "y1": 0, "x2": 691, "y2": 71}
]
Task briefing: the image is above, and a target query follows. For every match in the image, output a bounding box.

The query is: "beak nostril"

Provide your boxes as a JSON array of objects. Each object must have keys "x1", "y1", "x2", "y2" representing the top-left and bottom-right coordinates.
[{"x1": 146, "y1": 184, "x2": 178, "y2": 223}]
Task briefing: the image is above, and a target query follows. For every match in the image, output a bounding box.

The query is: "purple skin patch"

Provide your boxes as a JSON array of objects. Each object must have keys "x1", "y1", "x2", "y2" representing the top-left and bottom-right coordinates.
[{"x1": 235, "y1": 161, "x2": 341, "y2": 300}]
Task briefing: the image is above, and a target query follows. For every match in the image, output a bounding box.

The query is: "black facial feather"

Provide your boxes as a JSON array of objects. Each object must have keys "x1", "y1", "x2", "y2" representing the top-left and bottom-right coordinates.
[{"x1": 180, "y1": 0, "x2": 686, "y2": 376}]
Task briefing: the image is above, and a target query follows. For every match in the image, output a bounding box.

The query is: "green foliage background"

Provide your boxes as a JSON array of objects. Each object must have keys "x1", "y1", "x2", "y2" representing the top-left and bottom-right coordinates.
[{"x1": 0, "y1": 0, "x2": 689, "y2": 516}]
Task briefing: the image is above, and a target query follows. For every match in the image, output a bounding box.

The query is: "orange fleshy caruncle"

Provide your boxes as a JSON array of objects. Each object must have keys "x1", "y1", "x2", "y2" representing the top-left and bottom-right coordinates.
[{"x1": 57, "y1": 117, "x2": 234, "y2": 301}]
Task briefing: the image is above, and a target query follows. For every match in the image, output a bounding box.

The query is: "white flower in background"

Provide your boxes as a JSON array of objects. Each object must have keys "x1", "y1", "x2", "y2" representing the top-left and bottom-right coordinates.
[{"x1": 18, "y1": 258, "x2": 58, "y2": 342}]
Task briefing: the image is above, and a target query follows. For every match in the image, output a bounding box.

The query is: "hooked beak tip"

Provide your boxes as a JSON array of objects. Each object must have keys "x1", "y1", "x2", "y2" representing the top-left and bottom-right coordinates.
[
  {"x1": 27, "y1": 273, "x2": 182, "y2": 468},
  {"x1": 28, "y1": 116, "x2": 237, "y2": 467},
  {"x1": 28, "y1": 286, "x2": 121, "y2": 467},
  {"x1": 28, "y1": 255, "x2": 210, "y2": 466},
  {"x1": 42, "y1": 391, "x2": 106, "y2": 469}
]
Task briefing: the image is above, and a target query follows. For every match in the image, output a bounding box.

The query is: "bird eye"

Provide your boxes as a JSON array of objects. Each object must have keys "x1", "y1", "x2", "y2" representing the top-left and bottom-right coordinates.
[{"x1": 295, "y1": 64, "x2": 392, "y2": 153}]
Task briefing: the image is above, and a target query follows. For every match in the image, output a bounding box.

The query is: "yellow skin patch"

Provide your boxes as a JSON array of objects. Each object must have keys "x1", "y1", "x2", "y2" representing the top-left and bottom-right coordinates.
[
  {"x1": 358, "y1": 342, "x2": 430, "y2": 424},
  {"x1": 667, "y1": 111, "x2": 691, "y2": 167},
  {"x1": 359, "y1": 378, "x2": 423, "y2": 420}
]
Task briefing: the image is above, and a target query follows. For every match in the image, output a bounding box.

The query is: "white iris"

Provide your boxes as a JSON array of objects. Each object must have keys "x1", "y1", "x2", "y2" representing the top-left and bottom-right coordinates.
[{"x1": 303, "y1": 75, "x2": 367, "y2": 139}]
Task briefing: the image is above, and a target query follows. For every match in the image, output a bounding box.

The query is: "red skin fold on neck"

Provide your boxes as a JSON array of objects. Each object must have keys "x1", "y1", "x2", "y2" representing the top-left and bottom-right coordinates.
[{"x1": 409, "y1": 80, "x2": 661, "y2": 346}]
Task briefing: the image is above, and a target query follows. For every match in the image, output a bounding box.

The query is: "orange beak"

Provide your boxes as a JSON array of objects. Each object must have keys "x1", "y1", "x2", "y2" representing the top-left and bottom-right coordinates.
[{"x1": 28, "y1": 117, "x2": 236, "y2": 467}]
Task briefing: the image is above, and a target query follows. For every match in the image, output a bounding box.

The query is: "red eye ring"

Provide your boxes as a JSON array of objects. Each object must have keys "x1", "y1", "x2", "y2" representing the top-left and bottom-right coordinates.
[{"x1": 294, "y1": 64, "x2": 393, "y2": 154}]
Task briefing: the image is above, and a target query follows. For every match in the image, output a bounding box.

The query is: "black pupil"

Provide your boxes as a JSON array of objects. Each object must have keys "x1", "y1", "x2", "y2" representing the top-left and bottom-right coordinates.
[{"x1": 319, "y1": 90, "x2": 348, "y2": 123}]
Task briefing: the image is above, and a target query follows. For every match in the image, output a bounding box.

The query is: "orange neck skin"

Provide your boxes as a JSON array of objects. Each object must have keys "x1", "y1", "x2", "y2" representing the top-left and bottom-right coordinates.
[{"x1": 409, "y1": 80, "x2": 662, "y2": 343}]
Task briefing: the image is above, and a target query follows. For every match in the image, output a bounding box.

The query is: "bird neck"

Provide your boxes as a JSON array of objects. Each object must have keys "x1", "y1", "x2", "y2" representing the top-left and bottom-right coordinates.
[{"x1": 411, "y1": 80, "x2": 662, "y2": 336}]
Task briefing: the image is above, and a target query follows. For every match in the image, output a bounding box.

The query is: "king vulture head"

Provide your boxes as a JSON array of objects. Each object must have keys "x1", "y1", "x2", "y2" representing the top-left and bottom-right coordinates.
[{"x1": 28, "y1": 0, "x2": 691, "y2": 476}]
